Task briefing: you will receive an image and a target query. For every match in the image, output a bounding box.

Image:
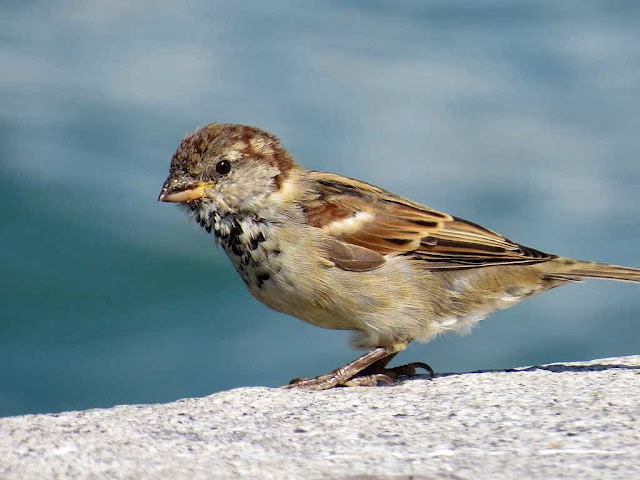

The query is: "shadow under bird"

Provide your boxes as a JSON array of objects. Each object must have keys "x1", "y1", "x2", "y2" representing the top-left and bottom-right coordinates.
[{"x1": 159, "y1": 123, "x2": 640, "y2": 390}]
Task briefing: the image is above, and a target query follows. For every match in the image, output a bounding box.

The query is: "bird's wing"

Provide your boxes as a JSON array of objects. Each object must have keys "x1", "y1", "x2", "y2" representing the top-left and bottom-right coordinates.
[{"x1": 305, "y1": 172, "x2": 554, "y2": 271}]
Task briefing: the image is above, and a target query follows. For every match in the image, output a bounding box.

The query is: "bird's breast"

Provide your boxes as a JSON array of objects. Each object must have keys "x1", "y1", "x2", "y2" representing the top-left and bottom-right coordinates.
[
  {"x1": 208, "y1": 214, "x2": 280, "y2": 293},
  {"x1": 206, "y1": 213, "x2": 357, "y2": 329}
]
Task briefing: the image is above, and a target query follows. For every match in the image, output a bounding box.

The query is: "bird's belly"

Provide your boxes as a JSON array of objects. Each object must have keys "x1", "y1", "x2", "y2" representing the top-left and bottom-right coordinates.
[
  {"x1": 238, "y1": 257, "x2": 360, "y2": 330},
  {"x1": 222, "y1": 247, "x2": 366, "y2": 332},
  {"x1": 241, "y1": 250, "x2": 441, "y2": 345}
]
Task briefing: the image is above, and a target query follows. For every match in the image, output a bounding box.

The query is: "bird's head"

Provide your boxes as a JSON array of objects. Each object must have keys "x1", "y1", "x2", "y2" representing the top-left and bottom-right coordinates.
[{"x1": 159, "y1": 123, "x2": 300, "y2": 220}]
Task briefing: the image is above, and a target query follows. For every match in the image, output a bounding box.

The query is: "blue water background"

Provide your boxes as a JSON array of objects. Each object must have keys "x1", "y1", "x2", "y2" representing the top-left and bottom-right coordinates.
[{"x1": 1, "y1": 1, "x2": 639, "y2": 416}]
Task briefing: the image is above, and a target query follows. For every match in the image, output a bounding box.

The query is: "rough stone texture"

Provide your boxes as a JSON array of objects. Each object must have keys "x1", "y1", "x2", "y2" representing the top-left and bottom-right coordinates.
[{"x1": 1, "y1": 356, "x2": 639, "y2": 480}]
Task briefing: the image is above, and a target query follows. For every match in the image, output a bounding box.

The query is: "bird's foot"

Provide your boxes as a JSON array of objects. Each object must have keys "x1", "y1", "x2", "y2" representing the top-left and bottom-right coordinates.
[
  {"x1": 281, "y1": 347, "x2": 433, "y2": 390},
  {"x1": 377, "y1": 361, "x2": 434, "y2": 379}
]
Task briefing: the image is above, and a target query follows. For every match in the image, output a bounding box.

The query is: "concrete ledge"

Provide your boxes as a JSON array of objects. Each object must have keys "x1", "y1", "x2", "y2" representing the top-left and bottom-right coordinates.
[{"x1": 1, "y1": 356, "x2": 639, "y2": 479}]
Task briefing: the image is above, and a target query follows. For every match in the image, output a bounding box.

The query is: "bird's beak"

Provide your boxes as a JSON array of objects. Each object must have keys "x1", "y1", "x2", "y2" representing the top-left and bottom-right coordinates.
[{"x1": 158, "y1": 181, "x2": 213, "y2": 203}]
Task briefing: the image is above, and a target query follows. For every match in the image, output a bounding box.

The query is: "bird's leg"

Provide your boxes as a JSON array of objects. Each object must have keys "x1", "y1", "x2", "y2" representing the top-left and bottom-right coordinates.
[
  {"x1": 283, "y1": 346, "x2": 396, "y2": 390},
  {"x1": 283, "y1": 343, "x2": 433, "y2": 390},
  {"x1": 341, "y1": 353, "x2": 434, "y2": 387}
]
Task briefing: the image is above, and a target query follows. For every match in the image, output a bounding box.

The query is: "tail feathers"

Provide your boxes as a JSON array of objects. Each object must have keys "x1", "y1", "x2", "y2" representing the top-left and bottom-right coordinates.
[{"x1": 545, "y1": 259, "x2": 640, "y2": 284}]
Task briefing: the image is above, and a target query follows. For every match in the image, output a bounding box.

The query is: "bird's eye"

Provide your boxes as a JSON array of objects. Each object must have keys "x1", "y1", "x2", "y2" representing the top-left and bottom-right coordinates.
[{"x1": 215, "y1": 159, "x2": 231, "y2": 175}]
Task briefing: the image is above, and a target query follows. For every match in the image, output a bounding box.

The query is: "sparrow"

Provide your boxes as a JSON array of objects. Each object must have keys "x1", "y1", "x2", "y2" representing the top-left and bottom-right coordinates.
[{"x1": 159, "y1": 123, "x2": 640, "y2": 390}]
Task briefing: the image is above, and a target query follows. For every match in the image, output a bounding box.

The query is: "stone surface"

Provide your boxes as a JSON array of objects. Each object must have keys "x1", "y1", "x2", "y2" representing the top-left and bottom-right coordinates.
[{"x1": 1, "y1": 356, "x2": 639, "y2": 479}]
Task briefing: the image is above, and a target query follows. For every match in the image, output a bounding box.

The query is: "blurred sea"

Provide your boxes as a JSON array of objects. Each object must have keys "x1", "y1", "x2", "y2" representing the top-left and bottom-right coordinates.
[{"x1": 1, "y1": 1, "x2": 638, "y2": 417}]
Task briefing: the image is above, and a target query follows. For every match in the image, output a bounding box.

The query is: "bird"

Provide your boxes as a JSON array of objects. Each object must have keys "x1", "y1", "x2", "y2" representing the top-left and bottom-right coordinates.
[{"x1": 159, "y1": 123, "x2": 640, "y2": 390}]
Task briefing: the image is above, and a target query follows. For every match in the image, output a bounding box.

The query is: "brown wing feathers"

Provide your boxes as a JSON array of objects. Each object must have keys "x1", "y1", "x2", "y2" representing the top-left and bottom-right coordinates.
[{"x1": 305, "y1": 173, "x2": 554, "y2": 270}]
